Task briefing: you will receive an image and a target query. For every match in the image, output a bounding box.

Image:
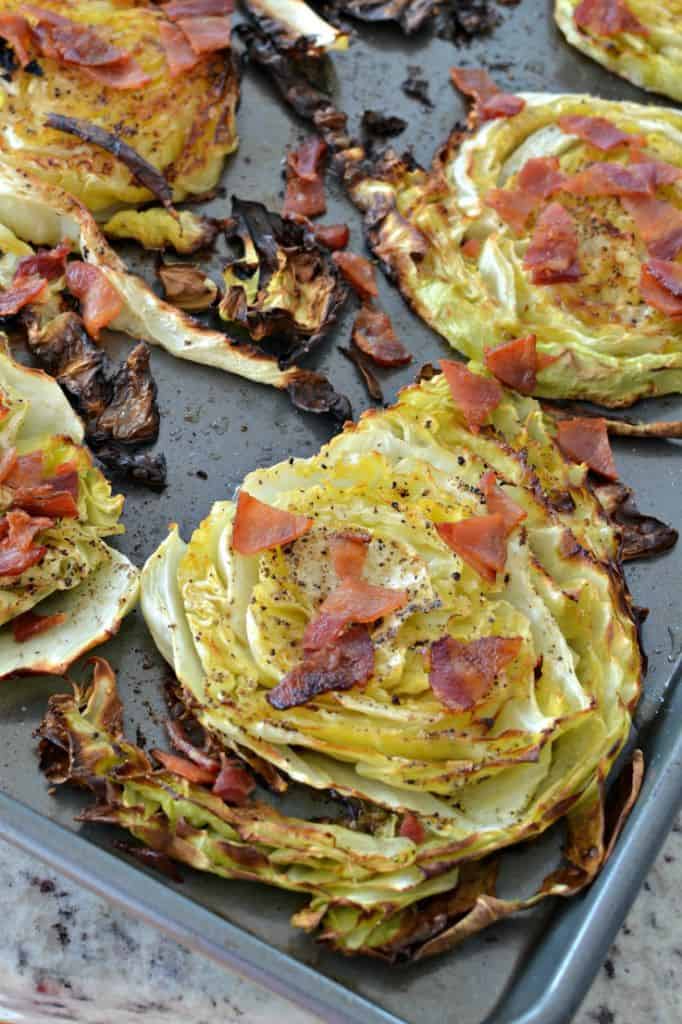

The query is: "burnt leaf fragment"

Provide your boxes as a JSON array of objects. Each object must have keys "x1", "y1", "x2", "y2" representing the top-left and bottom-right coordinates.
[
  {"x1": 592, "y1": 482, "x2": 678, "y2": 562},
  {"x1": 401, "y1": 65, "x2": 433, "y2": 108},
  {"x1": 220, "y1": 197, "x2": 346, "y2": 365},
  {"x1": 330, "y1": 0, "x2": 435, "y2": 33},
  {"x1": 287, "y1": 368, "x2": 352, "y2": 420},
  {"x1": 339, "y1": 344, "x2": 384, "y2": 402},
  {"x1": 361, "y1": 110, "x2": 407, "y2": 138}
]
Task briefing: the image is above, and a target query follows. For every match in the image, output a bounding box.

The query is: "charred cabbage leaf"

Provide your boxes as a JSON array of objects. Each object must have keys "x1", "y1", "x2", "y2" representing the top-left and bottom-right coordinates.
[
  {"x1": 0, "y1": 0, "x2": 239, "y2": 213},
  {"x1": 0, "y1": 351, "x2": 138, "y2": 675},
  {"x1": 38, "y1": 656, "x2": 643, "y2": 960},
  {"x1": 98, "y1": 363, "x2": 657, "y2": 955},
  {"x1": 220, "y1": 199, "x2": 347, "y2": 365},
  {"x1": 241, "y1": 0, "x2": 349, "y2": 53},
  {"x1": 0, "y1": 161, "x2": 348, "y2": 415},
  {"x1": 349, "y1": 93, "x2": 682, "y2": 407},
  {"x1": 555, "y1": 0, "x2": 682, "y2": 103}
]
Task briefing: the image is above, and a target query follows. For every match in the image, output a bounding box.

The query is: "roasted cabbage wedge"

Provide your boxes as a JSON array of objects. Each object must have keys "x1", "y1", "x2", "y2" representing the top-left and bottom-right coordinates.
[
  {"x1": 38, "y1": 364, "x2": 644, "y2": 958},
  {"x1": 0, "y1": 350, "x2": 138, "y2": 675},
  {"x1": 349, "y1": 93, "x2": 682, "y2": 407},
  {"x1": 0, "y1": 161, "x2": 348, "y2": 413},
  {"x1": 555, "y1": 0, "x2": 682, "y2": 103},
  {"x1": 0, "y1": 0, "x2": 239, "y2": 215}
]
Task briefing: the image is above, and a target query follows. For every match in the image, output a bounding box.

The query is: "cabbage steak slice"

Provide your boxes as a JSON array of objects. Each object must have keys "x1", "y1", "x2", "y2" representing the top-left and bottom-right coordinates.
[
  {"x1": 40, "y1": 364, "x2": 647, "y2": 959},
  {"x1": 0, "y1": 349, "x2": 138, "y2": 676},
  {"x1": 349, "y1": 92, "x2": 682, "y2": 407}
]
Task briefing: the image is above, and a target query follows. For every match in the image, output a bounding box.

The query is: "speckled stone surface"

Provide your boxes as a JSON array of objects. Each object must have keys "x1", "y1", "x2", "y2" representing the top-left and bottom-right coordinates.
[{"x1": 0, "y1": 820, "x2": 679, "y2": 1024}]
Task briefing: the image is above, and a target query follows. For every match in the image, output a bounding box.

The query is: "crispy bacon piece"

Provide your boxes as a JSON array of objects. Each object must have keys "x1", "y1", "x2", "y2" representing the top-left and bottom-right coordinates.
[
  {"x1": 0, "y1": 508, "x2": 53, "y2": 577},
  {"x1": 0, "y1": 275, "x2": 47, "y2": 316},
  {"x1": 574, "y1": 0, "x2": 648, "y2": 36},
  {"x1": 627, "y1": 149, "x2": 682, "y2": 186},
  {"x1": 212, "y1": 755, "x2": 255, "y2": 805},
  {"x1": 558, "y1": 114, "x2": 640, "y2": 151},
  {"x1": 352, "y1": 304, "x2": 412, "y2": 367},
  {"x1": 556, "y1": 417, "x2": 618, "y2": 480},
  {"x1": 73, "y1": 60, "x2": 152, "y2": 90},
  {"x1": 312, "y1": 223, "x2": 349, "y2": 250},
  {"x1": 484, "y1": 334, "x2": 537, "y2": 395},
  {"x1": 0, "y1": 14, "x2": 33, "y2": 67},
  {"x1": 481, "y1": 470, "x2": 527, "y2": 533},
  {"x1": 152, "y1": 749, "x2": 218, "y2": 784},
  {"x1": 329, "y1": 531, "x2": 370, "y2": 580},
  {"x1": 450, "y1": 67, "x2": 525, "y2": 122},
  {"x1": 15, "y1": 241, "x2": 71, "y2": 283},
  {"x1": 486, "y1": 157, "x2": 565, "y2": 234},
  {"x1": 524, "y1": 202, "x2": 581, "y2": 285},
  {"x1": 461, "y1": 238, "x2": 482, "y2": 259},
  {"x1": 436, "y1": 513, "x2": 509, "y2": 583},
  {"x1": 0, "y1": 447, "x2": 16, "y2": 484},
  {"x1": 399, "y1": 812, "x2": 425, "y2": 844},
  {"x1": 440, "y1": 360, "x2": 502, "y2": 432},
  {"x1": 267, "y1": 623, "x2": 375, "y2": 710},
  {"x1": 176, "y1": 16, "x2": 232, "y2": 54},
  {"x1": 428, "y1": 634, "x2": 522, "y2": 711},
  {"x1": 303, "y1": 576, "x2": 408, "y2": 651},
  {"x1": 65, "y1": 261, "x2": 123, "y2": 339},
  {"x1": 163, "y1": 0, "x2": 233, "y2": 17},
  {"x1": 12, "y1": 610, "x2": 66, "y2": 643},
  {"x1": 11, "y1": 471, "x2": 79, "y2": 519},
  {"x1": 559, "y1": 162, "x2": 669, "y2": 197},
  {"x1": 282, "y1": 137, "x2": 327, "y2": 220},
  {"x1": 3, "y1": 451, "x2": 42, "y2": 489},
  {"x1": 640, "y1": 259, "x2": 682, "y2": 318},
  {"x1": 621, "y1": 196, "x2": 682, "y2": 261},
  {"x1": 332, "y1": 252, "x2": 378, "y2": 299},
  {"x1": 159, "y1": 21, "x2": 200, "y2": 77},
  {"x1": 231, "y1": 491, "x2": 313, "y2": 555}
]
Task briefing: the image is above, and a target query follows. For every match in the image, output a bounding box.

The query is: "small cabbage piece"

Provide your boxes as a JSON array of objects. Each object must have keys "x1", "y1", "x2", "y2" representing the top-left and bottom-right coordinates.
[
  {"x1": 103, "y1": 210, "x2": 219, "y2": 255},
  {"x1": 110, "y1": 364, "x2": 650, "y2": 955},
  {"x1": 349, "y1": 93, "x2": 682, "y2": 407},
  {"x1": 0, "y1": 0, "x2": 239, "y2": 213},
  {"x1": 0, "y1": 353, "x2": 138, "y2": 675},
  {"x1": 0, "y1": 161, "x2": 348, "y2": 413},
  {"x1": 555, "y1": 0, "x2": 682, "y2": 103},
  {"x1": 220, "y1": 199, "x2": 347, "y2": 364}
]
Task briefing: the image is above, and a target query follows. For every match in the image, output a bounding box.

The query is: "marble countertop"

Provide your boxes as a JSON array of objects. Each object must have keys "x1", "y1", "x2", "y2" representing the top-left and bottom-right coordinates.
[{"x1": 0, "y1": 820, "x2": 679, "y2": 1024}]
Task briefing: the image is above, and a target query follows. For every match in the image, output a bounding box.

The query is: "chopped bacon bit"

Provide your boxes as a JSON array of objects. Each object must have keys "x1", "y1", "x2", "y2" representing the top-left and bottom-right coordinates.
[
  {"x1": 524, "y1": 202, "x2": 581, "y2": 285},
  {"x1": 212, "y1": 755, "x2": 255, "y2": 805},
  {"x1": 486, "y1": 157, "x2": 565, "y2": 234},
  {"x1": 15, "y1": 241, "x2": 71, "y2": 283},
  {"x1": 313, "y1": 223, "x2": 349, "y2": 250},
  {"x1": 574, "y1": 0, "x2": 648, "y2": 37},
  {"x1": 267, "y1": 623, "x2": 374, "y2": 710},
  {"x1": 485, "y1": 334, "x2": 537, "y2": 395},
  {"x1": 436, "y1": 513, "x2": 509, "y2": 583},
  {"x1": 440, "y1": 360, "x2": 502, "y2": 433},
  {"x1": 329, "y1": 531, "x2": 370, "y2": 580},
  {"x1": 159, "y1": 21, "x2": 200, "y2": 77},
  {"x1": 399, "y1": 812, "x2": 425, "y2": 844},
  {"x1": 0, "y1": 508, "x2": 53, "y2": 577},
  {"x1": 0, "y1": 447, "x2": 17, "y2": 484},
  {"x1": 65, "y1": 261, "x2": 123, "y2": 339},
  {"x1": 557, "y1": 115, "x2": 640, "y2": 151},
  {"x1": 481, "y1": 470, "x2": 527, "y2": 533},
  {"x1": 621, "y1": 196, "x2": 682, "y2": 261},
  {"x1": 429, "y1": 634, "x2": 522, "y2": 711},
  {"x1": 12, "y1": 610, "x2": 66, "y2": 643},
  {"x1": 76, "y1": 59, "x2": 152, "y2": 91},
  {"x1": 176, "y1": 16, "x2": 232, "y2": 54},
  {"x1": 461, "y1": 238, "x2": 482, "y2": 259},
  {"x1": 627, "y1": 149, "x2": 682, "y2": 186},
  {"x1": 11, "y1": 486, "x2": 78, "y2": 520},
  {"x1": 640, "y1": 259, "x2": 682, "y2": 318},
  {"x1": 352, "y1": 304, "x2": 411, "y2": 367},
  {"x1": 559, "y1": 162, "x2": 664, "y2": 197},
  {"x1": 231, "y1": 490, "x2": 313, "y2": 555},
  {"x1": 0, "y1": 14, "x2": 33, "y2": 67},
  {"x1": 0, "y1": 275, "x2": 47, "y2": 316},
  {"x1": 163, "y1": 0, "x2": 233, "y2": 17},
  {"x1": 450, "y1": 66, "x2": 525, "y2": 123},
  {"x1": 283, "y1": 137, "x2": 327, "y2": 220},
  {"x1": 556, "y1": 417, "x2": 618, "y2": 480},
  {"x1": 3, "y1": 451, "x2": 42, "y2": 490},
  {"x1": 303, "y1": 576, "x2": 408, "y2": 651},
  {"x1": 152, "y1": 748, "x2": 218, "y2": 784},
  {"x1": 332, "y1": 251, "x2": 378, "y2": 300}
]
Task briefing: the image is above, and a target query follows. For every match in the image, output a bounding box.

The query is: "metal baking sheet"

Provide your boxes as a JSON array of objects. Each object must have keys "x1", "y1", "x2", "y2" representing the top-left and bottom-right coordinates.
[{"x1": 1, "y1": 2, "x2": 682, "y2": 1022}]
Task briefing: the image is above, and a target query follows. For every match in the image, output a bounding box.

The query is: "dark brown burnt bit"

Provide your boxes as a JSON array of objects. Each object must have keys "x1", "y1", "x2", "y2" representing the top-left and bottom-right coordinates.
[
  {"x1": 45, "y1": 114, "x2": 174, "y2": 210},
  {"x1": 361, "y1": 110, "x2": 407, "y2": 139},
  {"x1": 113, "y1": 842, "x2": 184, "y2": 883},
  {"x1": 592, "y1": 481, "x2": 678, "y2": 562},
  {"x1": 339, "y1": 344, "x2": 384, "y2": 403},
  {"x1": 287, "y1": 368, "x2": 352, "y2": 421},
  {"x1": 333, "y1": 0, "x2": 435, "y2": 33},
  {"x1": 401, "y1": 66, "x2": 433, "y2": 108}
]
